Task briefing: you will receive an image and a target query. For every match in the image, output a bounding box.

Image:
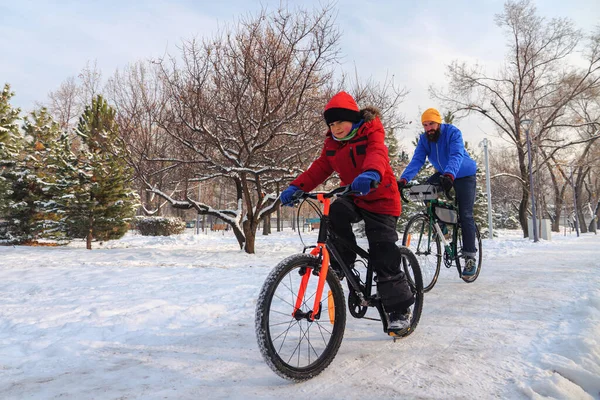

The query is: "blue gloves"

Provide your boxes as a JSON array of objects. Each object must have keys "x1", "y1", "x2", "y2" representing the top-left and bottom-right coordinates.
[
  {"x1": 280, "y1": 185, "x2": 303, "y2": 206},
  {"x1": 351, "y1": 171, "x2": 381, "y2": 195}
]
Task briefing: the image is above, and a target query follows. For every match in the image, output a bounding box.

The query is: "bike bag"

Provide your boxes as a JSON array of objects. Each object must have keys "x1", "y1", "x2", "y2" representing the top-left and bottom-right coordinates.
[
  {"x1": 408, "y1": 184, "x2": 441, "y2": 201},
  {"x1": 434, "y1": 203, "x2": 458, "y2": 224}
]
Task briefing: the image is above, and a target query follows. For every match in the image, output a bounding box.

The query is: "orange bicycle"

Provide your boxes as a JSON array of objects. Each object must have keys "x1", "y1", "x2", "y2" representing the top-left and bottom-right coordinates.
[{"x1": 255, "y1": 186, "x2": 424, "y2": 381}]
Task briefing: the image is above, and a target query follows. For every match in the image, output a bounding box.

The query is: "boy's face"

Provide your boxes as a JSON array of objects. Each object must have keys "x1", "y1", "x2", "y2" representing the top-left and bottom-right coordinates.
[{"x1": 329, "y1": 121, "x2": 353, "y2": 139}]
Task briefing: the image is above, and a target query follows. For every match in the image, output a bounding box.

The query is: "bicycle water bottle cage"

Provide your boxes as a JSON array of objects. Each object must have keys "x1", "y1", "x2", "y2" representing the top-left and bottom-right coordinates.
[{"x1": 408, "y1": 184, "x2": 441, "y2": 201}]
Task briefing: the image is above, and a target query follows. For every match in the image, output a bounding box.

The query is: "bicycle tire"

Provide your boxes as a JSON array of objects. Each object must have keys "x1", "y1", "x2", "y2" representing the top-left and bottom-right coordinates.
[
  {"x1": 255, "y1": 253, "x2": 346, "y2": 381},
  {"x1": 396, "y1": 246, "x2": 424, "y2": 337},
  {"x1": 455, "y1": 224, "x2": 483, "y2": 283},
  {"x1": 402, "y1": 213, "x2": 441, "y2": 292}
]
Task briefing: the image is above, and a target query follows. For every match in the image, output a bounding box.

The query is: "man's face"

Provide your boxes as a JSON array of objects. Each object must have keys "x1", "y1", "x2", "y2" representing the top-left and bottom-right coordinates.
[
  {"x1": 329, "y1": 121, "x2": 353, "y2": 139},
  {"x1": 422, "y1": 121, "x2": 440, "y2": 136}
]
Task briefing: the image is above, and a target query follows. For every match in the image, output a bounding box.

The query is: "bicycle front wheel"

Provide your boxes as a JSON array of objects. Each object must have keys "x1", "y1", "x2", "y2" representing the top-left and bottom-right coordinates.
[
  {"x1": 255, "y1": 253, "x2": 346, "y2": 381},
  {"x1": 402, "y1": 214, "x2": 441, "y2": 292},
  {"x1": 396, "y1": 246, "x2": 424, "y2": 337}
]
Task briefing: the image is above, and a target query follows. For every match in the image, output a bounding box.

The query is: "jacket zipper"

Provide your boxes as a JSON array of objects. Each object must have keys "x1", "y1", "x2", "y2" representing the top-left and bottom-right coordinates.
[{"x1": 349, "y1": 146, "x2": 356, "y2": 167}]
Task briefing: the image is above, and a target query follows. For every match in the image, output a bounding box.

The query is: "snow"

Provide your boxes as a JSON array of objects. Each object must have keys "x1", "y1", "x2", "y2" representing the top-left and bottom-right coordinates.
[{"x1": 0, "y1": 229, "x2": 599, "y2": 399}]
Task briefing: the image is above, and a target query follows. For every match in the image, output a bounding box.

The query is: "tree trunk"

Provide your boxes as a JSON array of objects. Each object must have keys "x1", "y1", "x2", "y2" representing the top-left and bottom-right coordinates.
[
  {"x1": 262, "y1": 214, "x2": 271, "y2": 235},
  {"x1": 552, "y1": 198, "x2": 563, "y2": 232},
  {"x1": 517, "y1": 147, "x2": 529, "y2": 238},
  {"x1": 86, "y1": 217, "x2": 93, "y2": 250},
  {"x1": 276, "y1": 182, "x2": 281, "y2": 232},
  {"x1": 243, "y1": 218, "x2": 259, "y2": 254},
  {"x1": 231, "y1": 224, "x2": 245, "y2": 250}
]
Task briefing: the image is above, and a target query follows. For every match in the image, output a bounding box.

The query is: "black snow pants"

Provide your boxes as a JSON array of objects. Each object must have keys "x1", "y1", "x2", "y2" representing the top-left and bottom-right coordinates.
[{"x1": 328, "y1": 197, "x2": 415, "y2": 312}]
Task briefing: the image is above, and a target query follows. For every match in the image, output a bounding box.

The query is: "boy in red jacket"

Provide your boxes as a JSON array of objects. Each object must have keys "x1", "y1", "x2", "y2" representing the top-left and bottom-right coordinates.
[{"x1": 280, "y1": 91, "x2": 414, "y2": 332}]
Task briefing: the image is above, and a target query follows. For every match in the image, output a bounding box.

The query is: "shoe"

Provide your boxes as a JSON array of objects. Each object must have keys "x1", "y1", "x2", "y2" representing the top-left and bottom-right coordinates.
[
  {"x1": 462, "y1": 257, "x2": 477, "y2": 277},
  {"x1": 388, "y1": 310, "x2": 411, "y2": 331}
]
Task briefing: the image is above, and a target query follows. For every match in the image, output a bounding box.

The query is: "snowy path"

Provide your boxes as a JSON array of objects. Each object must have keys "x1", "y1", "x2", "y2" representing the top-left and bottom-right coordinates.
[{"x1": 0, "y1": 231, "x2": 599, "y2": 399}]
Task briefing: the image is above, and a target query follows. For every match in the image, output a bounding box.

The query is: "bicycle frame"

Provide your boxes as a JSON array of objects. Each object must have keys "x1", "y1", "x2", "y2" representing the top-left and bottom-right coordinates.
[
  {"x1": 426, "y1": 200, "x2": 458, "y2": 260},
  {"x1": 292, "y1": 193, "x2": 379, "y2": 322}
]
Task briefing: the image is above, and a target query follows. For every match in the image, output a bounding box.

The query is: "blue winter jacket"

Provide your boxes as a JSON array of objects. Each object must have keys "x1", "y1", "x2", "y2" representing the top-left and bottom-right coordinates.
[{"x1": 401, "y1": 124, "x2": 477, "y2": 181}]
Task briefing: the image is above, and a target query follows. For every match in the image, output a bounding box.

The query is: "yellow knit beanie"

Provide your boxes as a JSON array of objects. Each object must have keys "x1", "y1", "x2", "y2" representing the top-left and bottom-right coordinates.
[{"x1": 421, "y1": 108, "x2": 442, "y2": 124}]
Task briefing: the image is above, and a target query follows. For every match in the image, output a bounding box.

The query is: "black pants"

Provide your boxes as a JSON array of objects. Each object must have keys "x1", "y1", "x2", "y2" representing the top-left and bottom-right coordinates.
[{"x1": 329, "y1": 197, "x2": 415, "y2": 312}]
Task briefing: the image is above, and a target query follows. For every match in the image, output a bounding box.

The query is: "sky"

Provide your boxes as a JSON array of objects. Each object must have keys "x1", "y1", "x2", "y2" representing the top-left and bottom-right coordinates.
[
  {"x1": 1, "y1": 0, "x2": 599, "y2": 150},
  {"x1": 0, "y1": 228, "x2": 598, "y2": 398}
]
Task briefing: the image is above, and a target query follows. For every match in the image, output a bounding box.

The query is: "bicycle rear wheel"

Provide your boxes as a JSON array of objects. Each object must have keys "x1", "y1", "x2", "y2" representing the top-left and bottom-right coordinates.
[
  {"x1": 456, "y1": 224, "x2": 483, "y2": 282},
  {"x1": 255, "y1": 254, "x2": 346, "y2": 381},
  {"x1": 402, "y1": 214, "x2": 441, "y2": 292}
]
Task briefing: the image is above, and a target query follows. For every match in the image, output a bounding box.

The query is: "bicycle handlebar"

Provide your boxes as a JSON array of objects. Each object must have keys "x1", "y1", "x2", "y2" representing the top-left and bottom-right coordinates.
[
  {"x1": 399, "y1": 181, "x2": 453, "y2": 203},
  {"x1": 289, "y1": 180, "x2": 379, "y2": 205}
]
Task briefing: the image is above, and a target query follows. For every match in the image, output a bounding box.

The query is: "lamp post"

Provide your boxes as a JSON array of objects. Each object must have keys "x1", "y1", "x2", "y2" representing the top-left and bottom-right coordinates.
[
  {"x1": 479, "y1": 138, "x2": 493, "y2": 239},
  {"x1": 521, "y1": 119, "x2": 538, "y2": 242}
]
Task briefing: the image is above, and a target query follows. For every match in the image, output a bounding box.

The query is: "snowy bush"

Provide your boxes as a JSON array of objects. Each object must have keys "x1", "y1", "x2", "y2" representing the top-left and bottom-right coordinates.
[{"x1": 134, "y1": 216, "x2": 186, "y2": 236}]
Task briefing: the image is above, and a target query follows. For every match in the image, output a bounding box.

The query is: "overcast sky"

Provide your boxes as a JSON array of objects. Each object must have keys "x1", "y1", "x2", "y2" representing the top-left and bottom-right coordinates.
[{"x1": 1, "y1": 0, "x2": 599, "y2": 150}]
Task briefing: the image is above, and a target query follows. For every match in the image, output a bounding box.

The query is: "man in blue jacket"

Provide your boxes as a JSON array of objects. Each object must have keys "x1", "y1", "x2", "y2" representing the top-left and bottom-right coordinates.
[{"x1": 398, "y1": 108, "x2": 478, "y2": 276}]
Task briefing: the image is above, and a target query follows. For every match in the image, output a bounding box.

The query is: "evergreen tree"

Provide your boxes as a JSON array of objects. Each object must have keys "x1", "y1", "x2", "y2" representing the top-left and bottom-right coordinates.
[
  {"x1": 0, "y1": 85, "x2": 24, "y2": 242},
  {"x1": 397, "y1": 135, "x2": 436, "y2": 229},
  {"x1": 1, "y1": 108, "x2": 65, "y2": 243},
  {"x1": 71, "y1": 95, "x2": 137, "y2": 249},
  {"x1": 464, "y1": 142, "x2": 490, "y2": 236},
  {"x1": 386, "y1": 127, "x2": 405, "y2": 177},
  {"x1": 46, "y1": 131, "x2": 80, "y2": 241}
]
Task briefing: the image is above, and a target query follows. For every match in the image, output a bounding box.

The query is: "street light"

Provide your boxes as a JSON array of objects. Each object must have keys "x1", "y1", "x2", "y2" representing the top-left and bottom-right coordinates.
[
  {"x1": 479, "y1": 138, "x2": 493, "y2": 239},
  {"x1": 520, "y1": 118, "x2": 538, "y2": 242}
]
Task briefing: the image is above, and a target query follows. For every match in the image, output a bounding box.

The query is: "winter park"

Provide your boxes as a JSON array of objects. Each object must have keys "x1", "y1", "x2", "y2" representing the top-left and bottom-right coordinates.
[{"x1": 1, "y1": 0, "x2": 600, "y2": 399}]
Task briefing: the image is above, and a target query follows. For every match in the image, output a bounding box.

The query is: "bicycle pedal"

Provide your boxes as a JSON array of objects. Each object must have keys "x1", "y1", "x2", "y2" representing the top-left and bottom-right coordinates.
[{"x1": 387, "y1": 327, "x2": 410, "y2": 338}]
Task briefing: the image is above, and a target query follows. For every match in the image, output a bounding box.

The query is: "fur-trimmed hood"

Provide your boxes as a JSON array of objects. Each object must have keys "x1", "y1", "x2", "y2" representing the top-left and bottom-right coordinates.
[{"x1": 360, "y1": 106, "x2": 381, "y2": 123}]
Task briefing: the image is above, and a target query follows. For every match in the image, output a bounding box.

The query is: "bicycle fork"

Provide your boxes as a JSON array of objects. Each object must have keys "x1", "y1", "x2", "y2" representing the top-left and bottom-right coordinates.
[
  {"x1": 292, "y1": 244, "x2": 330, "y2": 322},
  {"x1": 293, "y1": 193, "x2": 333, "y2": 323}
]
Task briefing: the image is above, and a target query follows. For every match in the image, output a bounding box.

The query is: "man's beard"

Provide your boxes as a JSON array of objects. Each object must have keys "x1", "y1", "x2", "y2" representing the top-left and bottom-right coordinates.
[{"x1": 426, "y1": 127, "x2": 441, "y2": 142}]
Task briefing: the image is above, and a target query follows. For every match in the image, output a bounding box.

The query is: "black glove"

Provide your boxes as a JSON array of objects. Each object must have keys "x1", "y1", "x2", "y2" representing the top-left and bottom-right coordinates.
[
  {"x1": 397, "y1": 178, "x2": 407, "y2": 191},
  {"x1": 440, "y1": 174, "x2": 454, "y2": 193}
]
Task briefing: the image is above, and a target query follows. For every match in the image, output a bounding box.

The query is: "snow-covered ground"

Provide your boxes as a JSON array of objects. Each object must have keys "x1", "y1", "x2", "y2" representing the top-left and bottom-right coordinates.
[{"x1": 0, "y1": 228, "x2": 599, "y2": 399}]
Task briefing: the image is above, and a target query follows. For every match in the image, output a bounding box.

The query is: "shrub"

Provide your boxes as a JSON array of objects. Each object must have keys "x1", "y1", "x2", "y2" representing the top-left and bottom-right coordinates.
[{"x1": 135, "y1": 216, "x2": 186, "y2": 236}]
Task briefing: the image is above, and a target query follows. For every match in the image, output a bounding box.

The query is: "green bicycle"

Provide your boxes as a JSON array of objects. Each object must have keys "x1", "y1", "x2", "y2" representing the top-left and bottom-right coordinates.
[{"x1": 400, "y1": 183, "x2": 482, "y2": 292}]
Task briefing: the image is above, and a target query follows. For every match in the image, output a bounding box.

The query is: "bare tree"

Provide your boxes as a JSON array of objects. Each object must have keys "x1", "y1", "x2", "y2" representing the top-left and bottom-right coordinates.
[
  {"x1": 45, "y1": 60, "x2": 104, "y2": 132},
  {"x1": 431, "y1": 0, "x2": 600, "y2": 237},
  {"x1": 46, "y1": 76, "x2": 81, "y2": 131},
  {"x1": 105, "y1": 61, "x2": 178, "y2": 215},
  {"x1": 136, "y1": 5, "x2": 341, "y2": 253}
]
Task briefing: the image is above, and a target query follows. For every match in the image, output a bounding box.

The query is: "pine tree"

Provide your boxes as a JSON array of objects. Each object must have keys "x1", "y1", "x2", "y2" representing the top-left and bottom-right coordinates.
[
  {"x1": 464, "y1": 142, "x2": 489, "y2": 236},
  {"x1": 397, "y1": 134, "x2": 436, "y2": 229},
  {"x1": 0, "y1": 85, "x2": 24, "y2": 242},
  {"x1": 46, "y1": 131, "x2": 80, "y2": 241},
  {"x1": 1, "y1": 108, "x2": 65, "y2": 243},
  {"x1": 386, "y1": 127, "x2": 405, "y2": 177},
  {"x1": 71, "y1": 95, "x2": 137, "y2": 249}
]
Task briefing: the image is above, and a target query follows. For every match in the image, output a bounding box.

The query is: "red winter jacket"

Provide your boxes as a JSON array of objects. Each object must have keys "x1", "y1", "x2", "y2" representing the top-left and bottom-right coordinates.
[{"x1": 291, "y1": 107, "x2": 401, "y2": 216}]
